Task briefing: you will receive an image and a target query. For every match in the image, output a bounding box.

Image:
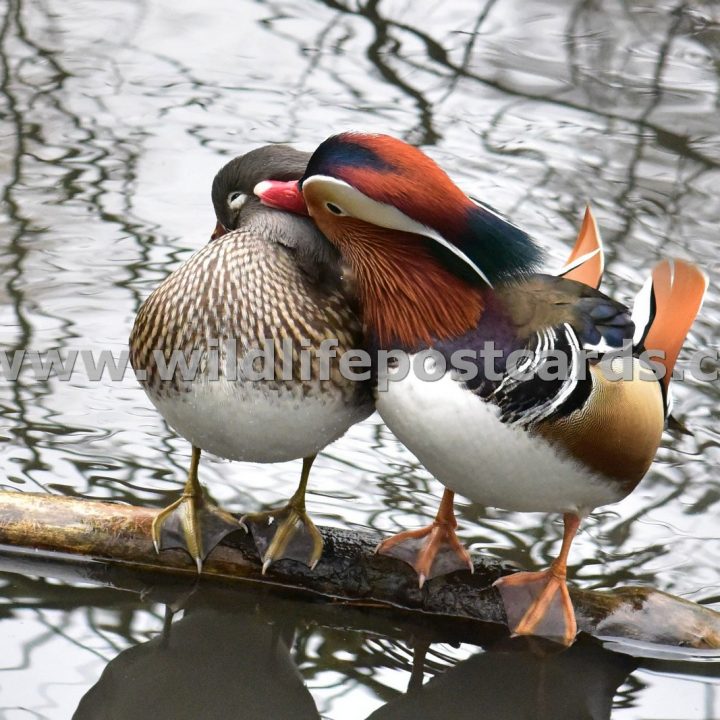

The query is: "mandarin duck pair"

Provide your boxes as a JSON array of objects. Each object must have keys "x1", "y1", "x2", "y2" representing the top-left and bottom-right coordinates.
[{"x1": 130, "y1": 133, "x2": 706, "y2": 646}]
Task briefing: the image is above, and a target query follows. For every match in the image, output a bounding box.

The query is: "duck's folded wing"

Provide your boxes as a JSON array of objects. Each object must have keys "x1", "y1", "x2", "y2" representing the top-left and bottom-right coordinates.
[{"x1": 441, "y1": 274, "x2": 635, "y2": 428}]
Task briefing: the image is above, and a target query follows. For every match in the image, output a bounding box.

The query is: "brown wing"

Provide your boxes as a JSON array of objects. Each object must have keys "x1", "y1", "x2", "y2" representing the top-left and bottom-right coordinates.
[{"x1": 496, "y1": 275, "x2": 632, "y2": 348}]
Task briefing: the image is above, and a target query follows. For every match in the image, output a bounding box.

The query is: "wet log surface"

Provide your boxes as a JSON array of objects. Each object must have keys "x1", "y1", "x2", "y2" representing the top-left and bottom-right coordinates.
[{"x1": 1, "y1": 489, "x2": 719, "y2": 653}]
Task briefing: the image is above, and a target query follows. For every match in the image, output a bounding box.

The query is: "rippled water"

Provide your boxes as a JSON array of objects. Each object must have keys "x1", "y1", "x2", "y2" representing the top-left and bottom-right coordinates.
[{"x1": 1, "y1": 0, "x2": 719, "y2": 717}]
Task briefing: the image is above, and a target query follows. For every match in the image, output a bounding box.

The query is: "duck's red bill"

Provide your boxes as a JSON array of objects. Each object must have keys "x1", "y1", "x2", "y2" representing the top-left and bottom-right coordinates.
[{"x1": 254, "y1": 180, "x2": 308, "y2": 215}]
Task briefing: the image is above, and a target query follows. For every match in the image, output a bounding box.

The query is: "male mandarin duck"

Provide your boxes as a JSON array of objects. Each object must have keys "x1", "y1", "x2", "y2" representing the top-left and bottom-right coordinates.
[
  {"x1": 373, "y1": 206, "x2": 607, "y2": 584},
  {"x1": 129, "y1": 145, "x2": 373, "y2": 572},
  {"x1": 255, "y1": 132, "x2": 707, "y2": 646}
]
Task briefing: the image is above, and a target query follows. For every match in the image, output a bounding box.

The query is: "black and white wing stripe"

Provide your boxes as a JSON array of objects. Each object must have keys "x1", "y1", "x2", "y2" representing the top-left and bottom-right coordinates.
[{"x1": 488, "y1": 323, "x2": 588, "y2": 427}]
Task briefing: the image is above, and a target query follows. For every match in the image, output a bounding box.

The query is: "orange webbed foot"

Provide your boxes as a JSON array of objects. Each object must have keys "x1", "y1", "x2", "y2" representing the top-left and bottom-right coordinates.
[
  {"x1": 493, "y1": 567, "x2": 577, "y2": 647},
  {"x1": 376, "y1": 489, "x2": 473, "y2": 587},
  {"x1": 377, "y1": 522, "x2": 474, "y2": 587},
  {"x1": 494, "y1": 513, "x2": 581, "y2": 647}
]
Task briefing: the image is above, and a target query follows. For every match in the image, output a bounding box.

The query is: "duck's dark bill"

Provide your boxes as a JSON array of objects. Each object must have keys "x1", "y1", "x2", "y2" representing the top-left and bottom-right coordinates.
[{"x1": 210, "y1": 220, "x2": 228, "y2": 240}]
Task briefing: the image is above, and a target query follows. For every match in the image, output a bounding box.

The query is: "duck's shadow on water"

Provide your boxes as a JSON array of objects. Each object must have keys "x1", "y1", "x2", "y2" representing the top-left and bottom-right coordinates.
[{"x1": 72, "y1": 585, "x2": 637, "y2": 720}]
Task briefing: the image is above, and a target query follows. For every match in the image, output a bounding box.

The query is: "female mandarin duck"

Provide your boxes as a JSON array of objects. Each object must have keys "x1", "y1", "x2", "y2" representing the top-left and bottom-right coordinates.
[
  {"x1": 255, "y1": 132, "x2": 707, "y2": 646},
  {"x1": 129, "y1": 145, "x2": 373, "y2": 573}
]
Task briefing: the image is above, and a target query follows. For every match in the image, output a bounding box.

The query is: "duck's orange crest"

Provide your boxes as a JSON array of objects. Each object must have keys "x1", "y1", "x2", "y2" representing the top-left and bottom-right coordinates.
[{"x1": 335, "y1": 134, "x2": 474, "y2": 239}]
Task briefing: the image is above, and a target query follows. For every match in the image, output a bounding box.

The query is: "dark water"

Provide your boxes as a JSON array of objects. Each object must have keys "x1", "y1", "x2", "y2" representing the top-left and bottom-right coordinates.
[{"x1": 1, "y1": 0, "x2": 719, "y2": 717}]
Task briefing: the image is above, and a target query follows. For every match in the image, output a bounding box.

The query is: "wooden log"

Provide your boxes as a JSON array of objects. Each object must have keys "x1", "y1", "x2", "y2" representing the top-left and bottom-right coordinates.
[{"x1": 1, "y1": 489, "x2": 719, "y2": 651}]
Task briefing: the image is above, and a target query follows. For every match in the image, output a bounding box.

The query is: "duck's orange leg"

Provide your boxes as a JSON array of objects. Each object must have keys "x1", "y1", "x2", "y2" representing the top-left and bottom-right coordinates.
[
  {"x1": 493, "y1": 513, "x2": 581, "y2": 647},
  {"x1": 376, "y1": 489, "x2": 474, "y2": 587}
]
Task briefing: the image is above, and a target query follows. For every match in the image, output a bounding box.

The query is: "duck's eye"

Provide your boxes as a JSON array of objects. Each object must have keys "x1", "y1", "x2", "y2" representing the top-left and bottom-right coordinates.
[
  {"x1": 228, "y1": 191, "x2": 247, "y2": 210},
  {"x1": 326, "y1": 202, "x2": 344, "y2": 215}
]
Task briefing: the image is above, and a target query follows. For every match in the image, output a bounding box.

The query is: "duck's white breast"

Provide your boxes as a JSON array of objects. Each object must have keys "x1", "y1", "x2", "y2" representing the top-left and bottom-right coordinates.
[
  {"x1": 153, "y1": 378, "x2": 369, "y2": 463},
  {"x1": 375, "y1": 358, "x2": 622, "y2": 515}
]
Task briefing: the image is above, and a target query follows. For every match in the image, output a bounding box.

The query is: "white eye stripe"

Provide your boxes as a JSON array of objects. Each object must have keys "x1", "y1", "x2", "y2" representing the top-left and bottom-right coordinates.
[
  {"x1": 228, "y1": 191, "x2": 248, "y2": 211},
  {"x1": 303, "y1": 175, "x2": 493, "y2": 287}
]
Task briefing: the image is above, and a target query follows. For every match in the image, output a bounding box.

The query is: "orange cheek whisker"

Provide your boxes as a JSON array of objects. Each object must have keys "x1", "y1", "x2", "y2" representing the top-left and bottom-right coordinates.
[{"x1": 326, "y1": 220, "x2": 484, "y2": 348}]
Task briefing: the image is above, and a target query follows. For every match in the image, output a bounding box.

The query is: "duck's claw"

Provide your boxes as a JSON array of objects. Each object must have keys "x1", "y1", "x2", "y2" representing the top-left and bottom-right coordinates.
[
  {"x1": 493, "y1": 567, "x2": 577, "y2": 647},
  {"x1": 152, "y1": 491, "x2": 245, "y2": 573},
  {"x1": 242, "y1": 503, "x2": 324, "y2": 573}
]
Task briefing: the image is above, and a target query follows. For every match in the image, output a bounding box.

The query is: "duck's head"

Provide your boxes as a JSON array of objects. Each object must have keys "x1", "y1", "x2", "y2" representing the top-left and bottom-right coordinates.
[
  {"x1": 255, "y1": 132, "x2": 543, "y2": 287},
  {"x1": 211, "y1": 144, "x2": 311, "y2": 239},
  {"x1": 210, "y1": 144, "x2": 341, "y2": 272}
]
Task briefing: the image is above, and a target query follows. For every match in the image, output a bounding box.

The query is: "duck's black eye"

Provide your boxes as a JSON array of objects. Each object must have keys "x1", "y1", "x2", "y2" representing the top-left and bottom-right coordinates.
[{"x1": 326, "y1": 202, "x2": 344, "y2": 215}]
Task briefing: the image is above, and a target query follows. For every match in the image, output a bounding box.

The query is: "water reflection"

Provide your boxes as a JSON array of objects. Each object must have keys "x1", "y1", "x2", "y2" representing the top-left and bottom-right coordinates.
[
  {"x1": 3, "y1": 562, "x2": 719, "y2": 719},
  {"x1": 369, "y1": 640, "x2": 636, "y2": 720},
  {"x1": 70, "y1": 586, "x2": 638, "y2": 720},
  {"x1": 0, "y1": 0, "x2": 719, "y2": 717},
  {"x1": 73, "y1": 596, "x2": 321, "y2": 720}
]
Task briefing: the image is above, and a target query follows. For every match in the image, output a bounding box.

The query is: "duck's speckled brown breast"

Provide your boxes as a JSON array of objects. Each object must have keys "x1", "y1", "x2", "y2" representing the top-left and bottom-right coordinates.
[{"x1": 129, "y1": 228, "x2": 371, "y2": 408}]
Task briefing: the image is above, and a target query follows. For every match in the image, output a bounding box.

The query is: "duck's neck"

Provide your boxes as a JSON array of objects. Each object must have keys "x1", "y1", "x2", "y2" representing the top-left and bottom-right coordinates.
[{"x1": 337, "y1": 227, "x2": 486, "y2": 349}]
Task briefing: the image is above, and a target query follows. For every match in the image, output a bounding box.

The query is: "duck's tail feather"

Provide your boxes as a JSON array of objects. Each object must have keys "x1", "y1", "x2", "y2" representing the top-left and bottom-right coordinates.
[{"x1": 632, "y1": 258, "x2": 708, "y2": 394}]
